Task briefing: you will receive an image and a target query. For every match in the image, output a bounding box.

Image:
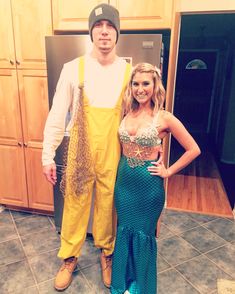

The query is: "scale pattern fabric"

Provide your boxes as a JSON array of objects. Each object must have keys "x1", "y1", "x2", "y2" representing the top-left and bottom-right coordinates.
[{"x1": 111, "y1": 156, "x2": 165, "y2": 294}]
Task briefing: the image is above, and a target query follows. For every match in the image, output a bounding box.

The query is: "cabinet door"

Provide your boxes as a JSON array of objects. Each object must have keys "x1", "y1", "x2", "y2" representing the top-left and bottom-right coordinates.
[
  {"x1": 25, "y1": 148, "x2": 53, "y2": 211},
  {"x1": 0, "y1": 69, "x2": 23, "y2": 146},
  {"x1": 17, "y1": 69, "x2": 49, "y2": 148},
  {"x1": 18, "y1": 69, "x2": 53, "y2": 211},
  {"x1": 52, "y1": 0, "x2": 108, "y2": 31},
  {"x1": 0, "y1": 0, "x2": 15, "y2": 68},
  {"x1": 11, "y1": 0, "x2": 52, "y2": 69},
  {"x1": 0, "y1": 69, "x2": 28, "y2": 207},
  {"x1": 0, "y1": 144, "x2": 28, "y2": 207},
  {"x1": 110, "y1": 0, "x2": 173, "y2": 29},
  {"x1": 178, "y1": 0, "x2": 235, "y2": 13}
]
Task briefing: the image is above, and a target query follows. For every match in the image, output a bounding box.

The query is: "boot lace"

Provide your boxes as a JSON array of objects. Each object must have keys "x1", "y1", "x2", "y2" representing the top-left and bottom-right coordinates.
[
  {"x1": 61, "y1": 257, "x2": 77, "y2": 273},
  {"x1": 103, "y1": 255, "x2": 112, "y2": 271}
]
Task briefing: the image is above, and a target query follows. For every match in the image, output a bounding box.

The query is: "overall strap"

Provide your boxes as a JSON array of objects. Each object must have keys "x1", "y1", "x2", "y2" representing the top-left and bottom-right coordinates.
[
  {"x1": 115, "y1": 62, "x2": 132, "y2": 110},
  {"x1": 61, "y1": 55, "x2": 94, "y2": 198},
  {"x1": 123, "y1": 62, "x2": 132, "y2": 88}
]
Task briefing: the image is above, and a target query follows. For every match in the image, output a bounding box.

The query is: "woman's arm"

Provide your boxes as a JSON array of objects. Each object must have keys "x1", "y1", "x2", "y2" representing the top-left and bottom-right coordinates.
[
  {"x1": 148, "y1": 111, "x2": 201, "y2": 178},
  {"x1": 163, "y1": 111, "x2": 201, "y2": 177}
]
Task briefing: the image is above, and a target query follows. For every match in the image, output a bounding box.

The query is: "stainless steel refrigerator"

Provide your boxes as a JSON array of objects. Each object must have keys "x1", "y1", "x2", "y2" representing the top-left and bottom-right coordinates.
[{"x1": 45, "y1": 33, "x2": 163, "y2": 233}]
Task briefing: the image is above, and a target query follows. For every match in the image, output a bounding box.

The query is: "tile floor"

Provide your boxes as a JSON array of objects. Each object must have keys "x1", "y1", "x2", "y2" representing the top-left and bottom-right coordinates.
[{"x1": 0, "y1": 208, "x2": 234, "y2": 294}]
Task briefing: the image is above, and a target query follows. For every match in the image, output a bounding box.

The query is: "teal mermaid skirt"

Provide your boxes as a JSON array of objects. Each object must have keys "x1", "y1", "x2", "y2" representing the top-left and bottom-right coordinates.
[{"x1": 111, "y1": 156, "x2": 165, "y2": 294}]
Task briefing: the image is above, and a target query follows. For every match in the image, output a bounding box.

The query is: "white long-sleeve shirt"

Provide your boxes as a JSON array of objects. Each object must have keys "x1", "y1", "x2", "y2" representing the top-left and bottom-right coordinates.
[{"x1": 42, "y1": 54, "x2": 128, "y2": 166}]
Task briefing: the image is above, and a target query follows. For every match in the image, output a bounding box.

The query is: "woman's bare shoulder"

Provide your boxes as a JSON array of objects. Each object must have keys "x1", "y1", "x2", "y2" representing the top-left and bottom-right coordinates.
[{"x1": 159, "y1": 110, "x2": 174, "y2": 120}]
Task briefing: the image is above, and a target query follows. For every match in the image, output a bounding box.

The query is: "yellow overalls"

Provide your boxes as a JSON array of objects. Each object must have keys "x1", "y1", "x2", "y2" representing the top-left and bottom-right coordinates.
[{"x1": 58, "y1": 57, "x2": 131, "y2": 259}]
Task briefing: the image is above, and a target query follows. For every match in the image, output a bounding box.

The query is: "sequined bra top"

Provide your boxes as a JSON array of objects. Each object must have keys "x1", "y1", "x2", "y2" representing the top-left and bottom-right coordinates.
[
  {"x1": 118, "y1": 112, "x2": 162, "y2": 168},
  {"x1": 119, "y1": 112, "x2": 162, "y2": 146}
]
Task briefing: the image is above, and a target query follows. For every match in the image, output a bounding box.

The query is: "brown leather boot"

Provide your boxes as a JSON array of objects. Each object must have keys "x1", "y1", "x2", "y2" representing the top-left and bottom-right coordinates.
[
  {"x1": 54, "y1": 257, "x2": 78, "y2": 291},
  {"x1": 100, "y1": 251, "x2": 112, "y2": 288}
]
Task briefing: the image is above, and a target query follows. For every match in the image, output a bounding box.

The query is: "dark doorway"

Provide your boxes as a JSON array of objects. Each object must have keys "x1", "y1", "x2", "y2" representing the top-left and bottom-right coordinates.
[
  {"x1": 174, "y1": 50, "x2": 216, "y2": 136},
  {"x1": 167, "y1": 13, "x2": 235, "y2": 216}
]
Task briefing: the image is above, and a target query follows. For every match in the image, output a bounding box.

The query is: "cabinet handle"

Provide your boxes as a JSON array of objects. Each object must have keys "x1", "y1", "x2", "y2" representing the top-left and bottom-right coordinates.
[
  {"x1": 23, "y1": 143, "x2": 28, "y2": 147},
  {"x1": 9, "y1": 60, "x2": 14, "y2": 65},
  {"x1": 18, "y1": 142, "x2": 23, "y2": 147},
  {"x1": 16, "y1": 60, "x2": 20, "y2": 65}
]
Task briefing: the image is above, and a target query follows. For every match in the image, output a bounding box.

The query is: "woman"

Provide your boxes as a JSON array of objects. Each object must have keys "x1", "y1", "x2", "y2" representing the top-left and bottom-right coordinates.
[{"x1": 110, "y1": 63, "x2": 201, "y2": 294}]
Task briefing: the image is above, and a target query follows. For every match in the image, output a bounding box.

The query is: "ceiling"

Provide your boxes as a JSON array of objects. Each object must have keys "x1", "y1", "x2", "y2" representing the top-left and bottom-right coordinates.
[{"x1": 180, "y1": 13, "x2": 235, "y2": 39}]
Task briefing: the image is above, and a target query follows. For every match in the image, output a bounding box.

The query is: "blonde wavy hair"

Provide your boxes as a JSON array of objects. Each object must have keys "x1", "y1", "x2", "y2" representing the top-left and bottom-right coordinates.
[{"x1": 123, "y1": 62, "x2": 165, "y2": 114}]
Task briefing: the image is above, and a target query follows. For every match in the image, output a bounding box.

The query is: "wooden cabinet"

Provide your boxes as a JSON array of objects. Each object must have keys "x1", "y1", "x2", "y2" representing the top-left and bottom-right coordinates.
[
  {"x1": 0, "y1": 1, "x2": 15, "y2": 69},
  {"x1": 52, "y1": 0, "x2": 108, "y2": 31},
  {"x1": 0, "y1": 0, "x2": 52, "y2": 69},
  {"x1": 177, "y1": 0, "x2": 235, "y2": 13},
  {"x1": 0, "y1": 68, "x2": 53, "y2": 211},
  {"x1": 0, "y1": 144, "x2": 28, "y2": 208},
  {"x1": 0, "y1": 1, "x2": 53, "y2": 212},
  {"x1": 52, "y1": 0, "x2": 173, "y2": 31},
  {"x1": 110, "y1": 0, "x2": 173, "y2": 29},
  {"x1": 25, "y1": 148, "x2": 53, "y2": 211}
]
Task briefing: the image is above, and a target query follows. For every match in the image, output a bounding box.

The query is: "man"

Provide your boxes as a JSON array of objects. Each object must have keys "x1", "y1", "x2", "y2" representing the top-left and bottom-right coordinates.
[{"x1": 42, "y1": 3, "x2": 131, "y2": 292}]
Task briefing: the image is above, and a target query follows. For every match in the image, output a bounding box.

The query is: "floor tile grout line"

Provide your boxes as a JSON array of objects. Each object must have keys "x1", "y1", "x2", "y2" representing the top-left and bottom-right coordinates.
[
  {"x1": 158, "y1": 225, "x2": 212, "y2": 272},
  {"x1": 0, "y1": 235, "x2": 20, "y2": 244},
  {"x1": 157, "y1": 222, "x2": 211, "y2": 241},
  {"x1": 10, "y1": 208, "x2": 54, "y2": 220},
  {"x1": 159, "y1": 251, "x2": 205, "y2": 269},
  {"x1": 178, "y1": 223, "x2": 213, "y2": 237},
  {"x1": 9, "y1": 209, "x2": 41, "y2": 292},
  {"x1": 161, "y1": 222, "x2": 206, "y2": 238},
  {"x1": 201, "y1": 251, "x2": 235, "y2": 279},
  {"x1": 160, "y1": 221, "x2": 233, "y2": 257},
  {"x1": 186, "y1": 214, "x2": 220, "y2": 224},
  {"x1": 25, "y1": 247, "x2": 61, "y2": 292},
  {"x1": 78, "y1": 260, "x2": 100, "y2": 271},
  {"x1": 164, "y1": 209, "x2": 232, "y2": 224},
  {"x1": 158, "y1": 252, "x2": 229, "y2": 294},
  {"x1": 158, "y1": 233, "x2": 234, "y2": 277},
  {"x1": 163, "y1": 209, "x2": 221, "y2": 222},
  {"x1": 157, "y1": 261, "x2": 204, "y2": 293},
  {"x1": 10, "y1": 214, "x2": 36, "y2": 222},
  {"x1": 14, "y1": 226, "x2": 58, "y2": 239},
  {"x1": 10, "y1": 211, "x2": 47, "y2": 222},
  {"x1": 203, "y1": 250, "x2": 235, "y2": 279},
  {"x1": 10, "y1": 213, "x2": 56, "y2": 239},
  {"x1": 169, "y1": 250, "x2": 234, "y2": 283},
  {"x1": 26, "y1": 246, "x2": 61, "y2": 261},
  {"x1": 37, "y1": 277, "x2": 56, "y2": 293},
  {"x1": 166, "y1": 233, "x2": 203, "y2": 255},
  {"x1": 26, "y1": 247, "x2": 61, "y2": 292},
  {"x1": 1, "y1": 208, "x2": 233, "y2": 293},
  {"x1": 225, "y1": 216, "x2": 235, "y2": 223},
  {"x1": 178, "y1": 232, "x2": 231, "y2": 254},
  {"x1": 158, "y1": 242, "x2": 231, "y2": 270},
  {"x1": 157, "y1": 253, "x2": 172, "y2": 271},
  {"x1": 79, "y1": 268, "x2": 97, "y2": 292},
  {"x1": 48, "y1": 215, "x2": 56, "y2": 229},
  {"x1": 157, "y1": 265, "x2": 175, "y2": 275},
  {"x1": 173, "y1": 265, "x2": 204, "y2": 293},
  {"x1": 201, "y1": 221, "x2": 235, "y2": 243},
  {"x1": 24, "y1": 246, "x2": 61, "y2": 261},
  {"x1": 201, "y1": 240, "x2": 232, "y2": 255},
  {"x1": 0, "y1": 256, "x2": 27, "y2": 270}
]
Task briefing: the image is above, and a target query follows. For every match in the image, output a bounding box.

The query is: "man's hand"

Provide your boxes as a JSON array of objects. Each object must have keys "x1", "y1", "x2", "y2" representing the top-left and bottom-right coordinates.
[{"x1": 43, "y1": 163, "x2": 57, "y2": 185}]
